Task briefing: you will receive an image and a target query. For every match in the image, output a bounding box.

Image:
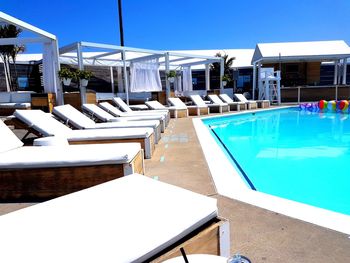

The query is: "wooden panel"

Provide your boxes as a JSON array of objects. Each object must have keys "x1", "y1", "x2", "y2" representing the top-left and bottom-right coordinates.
[
  {"x1": 132, "y1": 149, "x2": 145, "y2": 174},
  {"x1": 307, "y1": 62, "x2": 321, "y2": 85},
  {"x1": 0, "y1": 164, "x2": 125, "y2": 202},
  {"x1": 64, "y1": 92, "x2": 96, "y2": 110},
  {"x1": 150, "y1": 218, "x2": 225, "y2": 262},
  {"x1": 170, "y1": 109, "x2": 188, "y2": 118},
  {"x1": 31, "y1": 93, "x2": 56, "y2": 113}
]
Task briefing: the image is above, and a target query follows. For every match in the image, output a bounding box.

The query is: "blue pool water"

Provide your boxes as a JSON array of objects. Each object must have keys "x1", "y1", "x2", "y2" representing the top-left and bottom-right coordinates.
[{"x1": 203, "y1": 108, "x2": 350, "y2": 215}]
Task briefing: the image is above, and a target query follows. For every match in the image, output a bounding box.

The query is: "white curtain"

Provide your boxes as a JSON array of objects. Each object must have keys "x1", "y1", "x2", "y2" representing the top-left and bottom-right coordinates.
[
  {"x1": 130, "y1": 58, "x2": 162, "y2": 92},
  {"x1": 182, "y1": 66, "x2": 193, "y2": 92},
  {"x1": 43, "y1": 40, "x2": 62, "y2": 105}
]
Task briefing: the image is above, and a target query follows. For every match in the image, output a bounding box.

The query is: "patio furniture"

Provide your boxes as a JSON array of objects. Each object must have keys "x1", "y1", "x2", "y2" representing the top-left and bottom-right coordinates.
[
  {"x1": 233, "y1": 93, "x2": 258, "y2": 110},
  {"x1": 10, "y1": 109, "x2": 155, "y2": 159},
  {"x1": 207, "y1": 95, "x2": 230, "y2": 113},
  {"x1": 0, "y1": 174, "x2": 230, "y2": 262},
  {"x1": 53, "y1": 104, "x2": 161, "y2": 143},
  {"x1": 218, "y1": 94, "x2": 246, "y2": 111},
  {"x1": 99, "y1": 102, "x2": 167, "y2": 131},
  {"x1": 145, "y1": 100, "x2": 188, "y2": 118},
  {"x1": 0, "y1": 119, "x2": 144, "y2": 201},
  {"x1": 168, "y1": 97, "x2": 208, "y2": 116}
]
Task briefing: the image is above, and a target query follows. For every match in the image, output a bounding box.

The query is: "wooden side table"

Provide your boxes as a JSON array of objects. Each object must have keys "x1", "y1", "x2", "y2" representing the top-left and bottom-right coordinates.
[{"x1": 31, "y1": 93, "x2": 56, "y2": 112}]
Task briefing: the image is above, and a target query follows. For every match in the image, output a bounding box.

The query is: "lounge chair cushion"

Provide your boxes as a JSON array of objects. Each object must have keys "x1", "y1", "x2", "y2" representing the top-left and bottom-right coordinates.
[
  {"x1": 53, "y1": 104, "x2": 96, "y2": 129},
  {"x1": 145, "y1": 100, "x2": 167, "y2": 110},
  {"x1": 82, "y1": 104, "x2": 118, "y2": 122},
  {"x1": 0, "y1": 120, "x2": 24, "y2": 153},
  {"x1": 14, "y1": 109, "x2": 71, "y2": 136},
  {"x1": 208, "y1": 95, "x2": 229, "y2": 106},
  {"x1": 0, "y1": 174, "x2": 217, "y2": 262},
  {"x1": 0, "y1": 143, "x2": 141, "y2": 169},
  {"x1": 113, "y1": 97, "x2": 133, "y2": 112},
  {"x1": 190, "y1": 95, "x2": 208, "y2": 107},
  {"x1": 168, "y1": 98, "x2": 188, "y2": 110},
  {"x1": 66, "y1": 127, "x2": 152, "y2": 141}
]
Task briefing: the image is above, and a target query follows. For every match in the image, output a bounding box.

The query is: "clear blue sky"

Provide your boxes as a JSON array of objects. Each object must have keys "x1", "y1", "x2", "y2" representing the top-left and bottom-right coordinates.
[{"x1": 1, "y1": 0, "x2": 349, "y2": 53}]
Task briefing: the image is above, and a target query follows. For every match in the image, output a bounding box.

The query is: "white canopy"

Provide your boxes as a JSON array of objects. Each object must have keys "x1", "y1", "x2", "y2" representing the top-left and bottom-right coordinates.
[
  {"x1": 252, "y1": 40, "x2": 350, "y2": 63},
  {"x1": 0, "y1": 12, "x2": 62, "y2": 104},
  {"x1": 59, "y1": 41, "x2": 224, "y2": 104}
]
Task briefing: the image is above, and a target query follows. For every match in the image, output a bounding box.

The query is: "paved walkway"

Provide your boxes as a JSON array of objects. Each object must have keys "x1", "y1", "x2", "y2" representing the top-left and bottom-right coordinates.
[{"x1": 1, "y1": 116, "x2": 350, "y2": 262}]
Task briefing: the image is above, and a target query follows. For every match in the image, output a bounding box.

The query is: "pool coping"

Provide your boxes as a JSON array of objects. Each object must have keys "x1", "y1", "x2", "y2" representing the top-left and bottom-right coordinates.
[{"x1": 193, "y1": 106, "x2": 350, "y2": 234}]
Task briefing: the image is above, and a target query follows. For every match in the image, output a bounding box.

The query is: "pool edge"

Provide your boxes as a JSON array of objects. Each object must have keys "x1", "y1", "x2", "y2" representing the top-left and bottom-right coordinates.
[{"x1": 193, "y1": 107, "x2": 350, "y2": 235}]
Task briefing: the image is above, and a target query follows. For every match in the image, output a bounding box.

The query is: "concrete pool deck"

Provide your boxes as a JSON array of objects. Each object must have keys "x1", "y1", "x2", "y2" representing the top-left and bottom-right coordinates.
[{"x1": 1, "y1": 114, "x2": 350, "y2": 262}]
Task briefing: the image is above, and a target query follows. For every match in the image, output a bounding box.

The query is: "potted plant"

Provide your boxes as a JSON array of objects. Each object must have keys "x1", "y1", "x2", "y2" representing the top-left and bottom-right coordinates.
[
  {"x1": 77, "y1": 69, "x2": 93, "y2": 87},
  {"x1": 222, "y1": 75, "x2": 231, "y2": 87},
  {"x1": 58, "y1": 68, "x2": 74, "y2": 86},
  {"x1": 166, "y1": 70, "x2": 176, "y2": 83}
]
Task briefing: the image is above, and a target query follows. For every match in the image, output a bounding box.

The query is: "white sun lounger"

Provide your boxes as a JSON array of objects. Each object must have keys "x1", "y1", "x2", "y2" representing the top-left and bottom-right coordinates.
[
  {"x1": 145, "y1": 100, "x2": 188, "y2": 118},
  {"x1": 12, "y1": 110, "x2": 155, "y2": 159},
  {"x1": 233, "y1": 93, "x2": 260, "y2": 110},
  {"x1": 0, "y1": 119, "x2": 144, "y2": 201},
  {"x1": 218, "y1": 94, "x2": 247, "y2": 111},
  {"x1": 0, "y1": 174, "x2": 230, "y2": 262},
  {"x1": 113, "y1": 97, "x2": 170, "y2": 116},
  {"x1": 53, "y1": 104, "x2": 161, "y2": 143},
  {"x1": 168, "y1": 97, "x2": 208, "y2": 116},
  {"x1": 99, "y1": 102, "x2": 168, "y2": 130},
  {"x1": 190, "y1": 95, "x2": 224, "y2": 114},
  {"x1": 207, "y1": 95, "x2": 230, "y2": 113}
]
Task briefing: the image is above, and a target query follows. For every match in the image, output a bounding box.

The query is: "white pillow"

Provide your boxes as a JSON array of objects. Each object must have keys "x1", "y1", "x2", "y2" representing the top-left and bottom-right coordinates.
[{"x1": 0, "y1": 120, "x2": 23, "y2": 153}]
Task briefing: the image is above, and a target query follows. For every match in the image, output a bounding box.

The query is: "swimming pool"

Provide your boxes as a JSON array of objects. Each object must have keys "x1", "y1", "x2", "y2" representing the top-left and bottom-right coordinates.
[{"x1": 202, "y1": 107, "x2": 350, "y2": 216}]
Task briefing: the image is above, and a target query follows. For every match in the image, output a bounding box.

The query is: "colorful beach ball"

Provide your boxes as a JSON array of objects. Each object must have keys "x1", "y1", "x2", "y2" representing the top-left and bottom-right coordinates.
[
  {"x1": 338, "y1": 100, "x2": 349, "y2": 112},
  {"x1": 318, "y1": 100, "x2": 328, "y2": 110},
  {"x1": 327, "y1": 100, "x2": 337, "y2": 111}
]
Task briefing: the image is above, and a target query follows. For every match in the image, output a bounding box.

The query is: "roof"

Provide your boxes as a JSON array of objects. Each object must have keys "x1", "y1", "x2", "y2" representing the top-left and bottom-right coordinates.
[{"x1": 252, "y1": 40, "x2": 350, "y2": 64}]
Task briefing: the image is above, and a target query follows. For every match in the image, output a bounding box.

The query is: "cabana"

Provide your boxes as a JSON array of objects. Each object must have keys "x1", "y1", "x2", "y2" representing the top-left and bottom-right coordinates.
[
  {"x1": 0, "y1": 12, "x2": 62, "y2": 104},
  {"x1": 251, "y1": 40, "x2": 350, "y2": 100},
  {"x1": 58, "y1": 42, "x2": 224, "y2": 106}
]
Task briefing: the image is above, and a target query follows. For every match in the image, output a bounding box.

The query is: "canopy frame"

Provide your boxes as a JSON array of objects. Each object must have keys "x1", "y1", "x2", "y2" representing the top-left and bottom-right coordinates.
[{"x1": 0, "y1": 11, "x2": 62, "y2": 104}]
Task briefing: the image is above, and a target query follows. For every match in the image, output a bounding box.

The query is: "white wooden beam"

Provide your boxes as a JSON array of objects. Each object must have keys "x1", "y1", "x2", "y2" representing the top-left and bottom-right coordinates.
[
  {"x1": 165, "y1": 52, "x2": 170, "y2": 102},
  {"x1": 205, "y1": 64, "x2": 210, "y2": 91},
  {"x1": 90, "y1": 50, "x2": 122, "y2": 59},
  {"x1": 0, "y1": 37, "x2": 49, "y2": 45},
  {"x1": 0, "y1": 11, "x2": 56, "y2": 40},
  {"x1": 334, "y1": 60, "x2": 338, "y2": 85}
]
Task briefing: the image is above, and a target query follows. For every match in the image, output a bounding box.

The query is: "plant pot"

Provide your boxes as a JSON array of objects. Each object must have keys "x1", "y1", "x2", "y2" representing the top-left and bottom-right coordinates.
[
  {"x1": 62, "y1": 78, "x2": 72, "y2": 86},
  {"x1": 168, "y1": 77, "x2": 175, "y2": 83},
  {"x1": 81, "y1": 79, "x2": 89, "y2": 87},
  {"x1": 222, "y1": 81, "x2": 227, "y2": 86}
]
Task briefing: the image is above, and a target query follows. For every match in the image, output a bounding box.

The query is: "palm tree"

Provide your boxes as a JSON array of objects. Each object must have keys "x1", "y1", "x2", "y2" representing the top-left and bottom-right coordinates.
[
  {"x1": 0, "y1": 24, "x2": 23, "y2": 91},
  {"x1": 210, "y1": 52, "x2": 235, "y2": 88}
]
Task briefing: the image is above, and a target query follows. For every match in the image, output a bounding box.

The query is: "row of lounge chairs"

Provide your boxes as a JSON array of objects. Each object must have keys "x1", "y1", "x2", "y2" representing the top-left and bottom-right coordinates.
[
  {"x1": 147, "y1": 94, "x2": 269, "y2": 117},
  {"x1": 0, "y1": 97, "x2": 231, "y2": 260}
]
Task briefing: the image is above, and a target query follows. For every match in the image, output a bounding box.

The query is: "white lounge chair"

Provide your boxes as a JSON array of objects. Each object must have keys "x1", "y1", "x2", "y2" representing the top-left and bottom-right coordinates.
[
  {"x1": 207, "y1": 95, "x2": 230, "y2": 113},
  {"x1": 12, "y1": 109, "x2": 155, "y2": 159},
  {"x1": 0, "y1": 174, "x2": 230, "y2": 262},
  {"x1": 53, "y1": 104, "x2": 162, "y2": 143},
  {"x1": 0, "y1": 119, "x2": 144, "y2": 201},
  {"x1": 145, "y1": 100, "x2": 188, "y2": 118},
  {"x1": 168, "y1": 97, "x2": 208, "y2": 116},
  {"x1": 190, "y1": 95, "x2": 224, "y2": 114},
  {"x1": 113, "y1": 97, "x2": 170, "y2": 116},
  {"x1": 99, "y1": 102, "x2": 168, "y2": 130},
  {"x1": 218, "y1": 94, "x2": 247, "y2": 111},
  {"x1": 233, "y1": 93, "x2": 259, "y2": 110}
]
